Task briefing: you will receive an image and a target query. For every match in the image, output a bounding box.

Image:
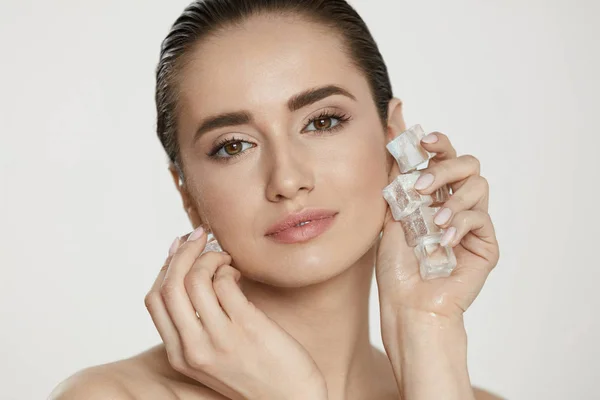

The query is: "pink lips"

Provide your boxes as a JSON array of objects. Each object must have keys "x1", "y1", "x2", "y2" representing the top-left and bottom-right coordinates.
[{"x1": 265, "y1": 208, "x2": 338, "y2": 244}]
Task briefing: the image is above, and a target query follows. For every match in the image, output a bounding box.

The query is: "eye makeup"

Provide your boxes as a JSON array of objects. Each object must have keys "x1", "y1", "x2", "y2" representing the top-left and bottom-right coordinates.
[
  {"x1": 205, "y1": 110, "x2": 352, "y2": 162},
  {"x1": 208, "y1": 135, "x2": 255, "y2": 159},
  {"x1": 302, "y1": 109, "x2": 351, "y2": 134}
]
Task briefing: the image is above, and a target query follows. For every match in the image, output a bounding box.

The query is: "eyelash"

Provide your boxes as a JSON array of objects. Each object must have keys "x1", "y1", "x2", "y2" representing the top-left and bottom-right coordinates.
[{"x1": 207, "y1": 110, "x2": 352, "y2": 161}]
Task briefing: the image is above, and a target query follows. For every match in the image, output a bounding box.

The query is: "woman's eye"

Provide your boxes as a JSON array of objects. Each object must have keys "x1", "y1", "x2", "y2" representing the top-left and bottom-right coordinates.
[
  {"x1": 214, "y1": 140, "x2": 254, "y2": 158},
  {"x1": 209, "y1": 113, "x2": 348, "y2": 161},
  {"x1": 305, "y1": 116, "x2": 341, "y2": 132}
]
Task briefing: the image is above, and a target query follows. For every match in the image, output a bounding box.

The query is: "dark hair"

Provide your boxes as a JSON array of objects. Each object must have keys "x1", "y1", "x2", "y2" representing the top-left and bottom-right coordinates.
[{"x1": 155, "y1": 0, "x2": 393, "y2": 181}]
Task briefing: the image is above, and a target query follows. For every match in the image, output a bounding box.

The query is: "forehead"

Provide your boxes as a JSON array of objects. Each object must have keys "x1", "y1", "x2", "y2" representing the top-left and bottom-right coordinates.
[{"x1": 177, "y1": 15, "x2": 365, "y2": 116}]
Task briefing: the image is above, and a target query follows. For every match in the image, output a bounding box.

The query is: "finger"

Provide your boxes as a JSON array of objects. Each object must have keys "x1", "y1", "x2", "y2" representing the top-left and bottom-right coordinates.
[
  {"x1": 441, "y1": 210, "x2": 499, "y2": 264},
  {"x1": 212, "y1": 264, "x2": 252, "y2": 324},
  {"x1": 377, "y1": 208, "x2": 420, "y2": 282},
  {"x1": 151, "y1": 236, "x2": 181, "y2": 292},
  {"x1": 180, "y1": 232, "x2": 192, "y2": 241},
  {"x1": 419, "y1": 131, "x2": 457, "y2": 162},
  {"x1": 414, "y1": 154, "x2": 481, "y2": 195},
  {"x1": 145, "y1": 237, "x2": 183, "y2": 356},
  {"x1": 431, "y1": 175, "x2": 490, "y2": 229},
  {"x1": 161, "y1": 227, "x2": 209, "y2": 340},
  {"x1": 185, "y1": 251, "x2": 233, "y2": 336}
]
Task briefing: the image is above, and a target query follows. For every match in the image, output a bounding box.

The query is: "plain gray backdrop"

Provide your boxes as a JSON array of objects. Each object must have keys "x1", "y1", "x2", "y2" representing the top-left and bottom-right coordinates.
[{"x1": 1, "y1": 0, "x2": 598, "y2": 399}]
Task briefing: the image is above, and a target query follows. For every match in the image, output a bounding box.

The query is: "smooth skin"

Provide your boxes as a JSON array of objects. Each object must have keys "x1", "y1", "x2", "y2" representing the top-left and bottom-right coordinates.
[
  {"x1": 144, "y1": 231, "x2": 328, "y2": 400},
  {"x1": 50, "y1": 13, "x2": 501, "y2": 400}
]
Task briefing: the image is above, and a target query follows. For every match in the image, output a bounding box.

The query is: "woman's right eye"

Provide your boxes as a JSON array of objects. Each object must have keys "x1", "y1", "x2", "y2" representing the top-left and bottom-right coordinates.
[{"x1": 210, "y1": 140, "x2": 255, "y2": 160}]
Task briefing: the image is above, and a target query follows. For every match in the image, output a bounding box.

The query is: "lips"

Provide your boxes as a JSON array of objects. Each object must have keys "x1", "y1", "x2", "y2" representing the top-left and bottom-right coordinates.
[{"x1": 265, "y1": 208, "x2": 338, "y2": 236}]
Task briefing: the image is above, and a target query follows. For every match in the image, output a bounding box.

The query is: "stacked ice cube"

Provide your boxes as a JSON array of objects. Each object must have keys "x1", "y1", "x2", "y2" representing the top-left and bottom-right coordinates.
[{"x1": 382, "y1": 125, "x2": 457, "y2": 280}]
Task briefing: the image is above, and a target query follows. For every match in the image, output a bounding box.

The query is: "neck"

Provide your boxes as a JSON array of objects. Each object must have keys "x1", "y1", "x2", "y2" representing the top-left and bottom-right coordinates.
[{"x1": 240, "y1": 244, "x2": 380, "y2": 400}]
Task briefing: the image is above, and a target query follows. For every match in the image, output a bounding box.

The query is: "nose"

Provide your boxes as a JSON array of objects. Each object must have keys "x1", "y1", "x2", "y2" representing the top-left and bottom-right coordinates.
[{"x1": 264, "y1": 140, "x2": 315, "y2": 203}]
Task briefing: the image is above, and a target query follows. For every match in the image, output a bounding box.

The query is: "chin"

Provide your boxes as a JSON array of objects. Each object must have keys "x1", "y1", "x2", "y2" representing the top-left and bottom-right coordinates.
[{"x1": 240, "y1": 206, "x2": 385, "y2": 287}]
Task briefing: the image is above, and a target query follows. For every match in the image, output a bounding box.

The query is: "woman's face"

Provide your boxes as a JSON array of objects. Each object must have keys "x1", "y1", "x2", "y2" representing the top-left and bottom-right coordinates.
[{"x1": 175, "y1": 15, "x2": 398, "y2": 286}]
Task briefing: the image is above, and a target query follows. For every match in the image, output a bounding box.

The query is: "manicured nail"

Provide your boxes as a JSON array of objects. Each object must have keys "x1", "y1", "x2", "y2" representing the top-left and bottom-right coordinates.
[
  {"x1": 440, "y1": 227, "x2": 457, "y2": 247},
  {"x1": 187, "y1": 226, "x2": 205, "y2": 241},
  {"x1": 434, "y1": 208, "x2": 452, "y2": 226},
  {"x1": 421, "y1": 133, "x2": 438, "y2": 143},
  {"x1": 168, "y1": 236, "x2": 180, "y2": 256},
  {"x1": 415, "y1": 173, "x2": 434, "y2": 190}
]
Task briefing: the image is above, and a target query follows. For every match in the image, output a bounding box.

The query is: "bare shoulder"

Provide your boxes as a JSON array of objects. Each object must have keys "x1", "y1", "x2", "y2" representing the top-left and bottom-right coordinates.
[
  {"x1": 473, "y1": 387, "x2": 505, "y2": 400},
  {"x1": 48, "y1": 364, "x2": 137, "y2": 400},
  {"x1": 48, "y1": 345, "x2": 226, "y2": 400}
]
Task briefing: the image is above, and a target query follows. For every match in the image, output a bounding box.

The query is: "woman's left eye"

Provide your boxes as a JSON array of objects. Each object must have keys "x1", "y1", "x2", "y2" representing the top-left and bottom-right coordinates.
[{"x1": 304, "y1": 113, "x2": 349, "y2": 133}]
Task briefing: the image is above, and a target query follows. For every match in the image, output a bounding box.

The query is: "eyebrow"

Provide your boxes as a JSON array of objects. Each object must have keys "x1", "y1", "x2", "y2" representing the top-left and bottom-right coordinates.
[{"x1": 192, "y1": 84, "x2": 356, "y2": 144}]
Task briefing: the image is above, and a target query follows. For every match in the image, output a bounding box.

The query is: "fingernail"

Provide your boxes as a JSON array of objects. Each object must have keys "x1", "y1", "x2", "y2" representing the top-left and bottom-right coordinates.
[
  {"x1": 421, "y1": 133, "x2": 438, "y2": 143},
  {"x1": 440, "y1": 227, "x2": 457, "y2": 247},
  {"x1": 187, "y1": 226, "x2": 205, "y2": 241},
  {"x1": 168, "y1": 236, "x2": 180, "y2": 255},
  {"x1": 414, "y1": 173, "x2": 434, "y2": 190},
  {"x1": 434, "y1": 208, "x2": 452, "y2": 225}
]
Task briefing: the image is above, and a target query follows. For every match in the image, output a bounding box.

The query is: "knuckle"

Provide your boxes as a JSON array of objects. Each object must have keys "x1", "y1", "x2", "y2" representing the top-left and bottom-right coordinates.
[
  {"x1": 217, "y1": 264, "x2": 236, "y2": 275},
  {"x1": 144, "y1": 292, "x2": 159, "y2": 312},
  {"x1": 448, "y1": 192, "x2": 467, "y2": 209},
  {"x1": 217, "y1": 342, "x2": 237, "y2": 355},
  {"x1": 182, "y1": 345, "x2": 212, "y2": 370},
  {"x1": 426, "y1": 164, "x2": 444, "y2": 181},
  {"x1": 461, "y1": 154, "x2": 480, "y2": 173},
  {"x1": 212, "y1": 334, "x2": 236, "y2": 353},
  {"x1": 484, "y1": 211, "x2": 493, "y2": 225},
  {"x1": 197, "y1": 251, "x2": 214, "y2": 262},
  {"x1": 208, "y1": 251, "x2": 232, "y2": 265},
  {"x1": 212, "y1": 273, "x2": 230, "y2": 290},
  {"x1": 166, "y1": 351, "x2": 187, "y2": 373},
  {"x1": 485, "y1": 246, "x2": 500, "y2": 271},
  {"x1": 160, "y1": 282, "x2": 178, "y2": 301},
  {"x1": 437, "y1": 160, "x2": 451, "y2": 175},
  {"x1": 212, "y1": 271, "x2": 235, "y2": 293},
  {"x1": 491, "y1": 252, "x2": 500, "y2": 269},
  {"x1": 493, "y1": 244, "x2": 501, "y2": 266},
  {"x1": 159, "y1": 262, "x2": 170, "y2": 274},
  {"x1": 192, "y1": 252, "x2": 218, "y2": 270},
  {"x1": 183, "y1": 275, "x2": 201, "y2": 293},
  {"x1": 184, "y1": 269, "x2": 210, "y2": 292},
  {"x1": 456, "y1": 212, "x2": 470, "y2": 227},
  {"x1": 478, "y1": 176, "x2": 489, "y2": 191}
]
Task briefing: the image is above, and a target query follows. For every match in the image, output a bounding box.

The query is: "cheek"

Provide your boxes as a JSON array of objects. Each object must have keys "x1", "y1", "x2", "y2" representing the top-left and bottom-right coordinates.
[
  {"x1": 189, "y1": 173, "x2": 259, "y2": 238},
  {"x1": 325, "y1": 131, "x2": 389, "y2": 199},
  {"x1": 323, "y1": 130, "x2": 389, "y2": 241}
]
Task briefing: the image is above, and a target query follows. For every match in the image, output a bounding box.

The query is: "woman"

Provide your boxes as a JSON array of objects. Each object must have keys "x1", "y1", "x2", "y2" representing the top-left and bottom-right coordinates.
[{"x1": 51, "y1": 0, "x2": 501, "y2": 398}]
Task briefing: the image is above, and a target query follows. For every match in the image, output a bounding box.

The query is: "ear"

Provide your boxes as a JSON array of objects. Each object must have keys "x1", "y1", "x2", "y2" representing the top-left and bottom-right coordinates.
[
  {"x1": 168, "y1": 163, "x2": 205, "y2": 230},
  {"x1": 384, "y1": 98, "x2": 406, "y2": 174},
  {"x1": 385, "y1": 97, "x2": 406, "y2": 143}
]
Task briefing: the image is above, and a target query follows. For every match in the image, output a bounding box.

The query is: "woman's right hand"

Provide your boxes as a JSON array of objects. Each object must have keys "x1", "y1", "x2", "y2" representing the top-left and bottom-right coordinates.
[{"x1": 144, "y1": 227, "x2": 328, "y2": 400}]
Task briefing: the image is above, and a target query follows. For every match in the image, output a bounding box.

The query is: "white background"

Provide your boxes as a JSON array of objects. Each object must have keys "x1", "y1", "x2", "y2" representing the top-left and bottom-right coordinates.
[{"x1": 1, "y1": 0, "x2": 598, "y2": 399}]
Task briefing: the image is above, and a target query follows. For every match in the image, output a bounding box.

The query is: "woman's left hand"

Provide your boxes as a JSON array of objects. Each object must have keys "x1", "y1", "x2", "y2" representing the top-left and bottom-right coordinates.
[{"x1": 375, "y1": 131, "x2": 500, "y2": 323}]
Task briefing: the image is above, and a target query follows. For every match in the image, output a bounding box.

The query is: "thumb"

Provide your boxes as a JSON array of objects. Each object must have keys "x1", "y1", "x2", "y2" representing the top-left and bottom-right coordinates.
[{"x1": 376, "y1": 207, "x2": 419, "y2": 284}]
